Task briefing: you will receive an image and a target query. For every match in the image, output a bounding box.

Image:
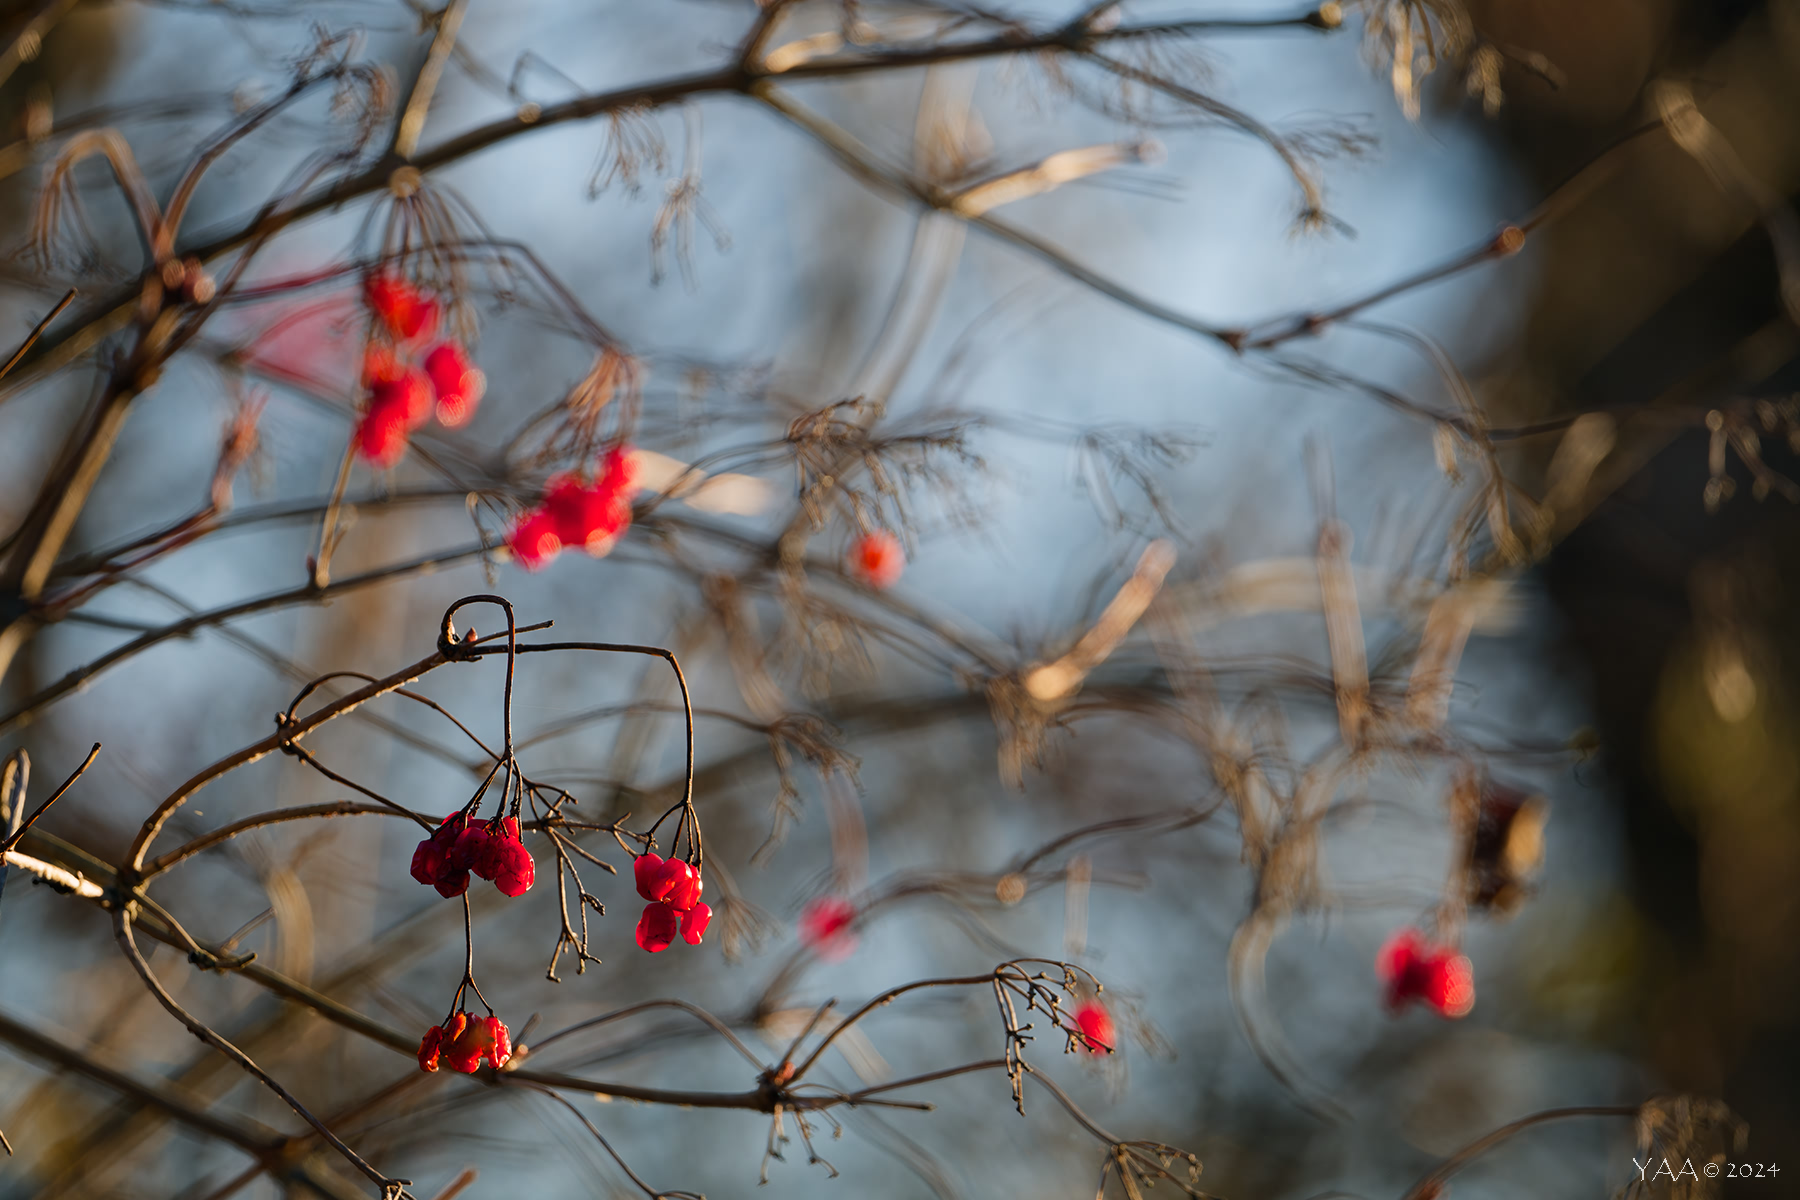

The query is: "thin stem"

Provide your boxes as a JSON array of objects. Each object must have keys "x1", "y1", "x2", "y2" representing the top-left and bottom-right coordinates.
[
  {"x1": 113, "y1": 910, "x2": 410, "y2": 1197},
  {"x1": 394, "y1": 0, "x2": 472, "y2": 160},
  {"x1": 1398, "y1": 1105, "x2": 1640, "y2": 1200},
  {"x1": 526, "y1": 999, "x2": 764, "y2": 1068},
  {"x1": 0, "y1": 742, "x2": 100, "y2": 854},
  {"x1": 0, "y1": 288, "x2": 75, "y2": 381},
  {"x1": 311, "y1": 443, "x2": 356, "y2": 589}
]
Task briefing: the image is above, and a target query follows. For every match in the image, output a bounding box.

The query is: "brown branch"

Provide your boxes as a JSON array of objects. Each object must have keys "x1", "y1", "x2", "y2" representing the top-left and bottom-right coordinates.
[
  {"x1": 0, "y1": 542, "x2": 490, "y2": 739},
  {"x1": 1398, "y1": 1105, "x2": 1641, "y2": 1200},
  {"x1": 0, "y1": 289, "x2": 74, "y2": 381},
  {"x1": 0, "y1": 1007, "x2": 282, "y2": 1153},
  {"x1": 113, "y1": 910, "x2": 410, "y2": 1198}
]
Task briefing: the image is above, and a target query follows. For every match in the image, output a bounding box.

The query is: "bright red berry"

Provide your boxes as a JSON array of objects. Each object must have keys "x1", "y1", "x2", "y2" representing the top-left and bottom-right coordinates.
[
  {"x1": 417, "y1": 1022, "x2": 445, "y2": 1072},
  {"x1": 848, "y1": 530, "x2": 904, "y2": 589},
  {"x1": 418, "y1": 1011, "x2": 512, "y2": 1074},
  {"x1": 507, "y1": 509, "x2": 564, "y2": 571},
  {"x1": 364, "y1": 272, "x2": 439, "y2": 343},
  {"x1": 411, "y1": 813, "x2": 472, "y2": 898},
  {"x1": 799, "y1": 895, "x2": 858, "y2": 961},
  {"x1": 636, "y1": 901, "x2": 679, "y2": 953},
  {"x1": 1377, "y1": 927, "x2": 1475, "y2": 1018},
  {"x1": 483, "y1": 816, "x2": 534, "y2": 897},
  {"x1": 454, "y1": 822, "x2": 494, "y2": 878},
  {"x1": 633, "y1": 852, "x2": 668, "y2": 902},
  {"x1": 655, "y1": 859, "x2": 702, "y2": 912},
  {"x1": 1072, "y1": 1000, "x2": 1115, "y2": 1054},
  {"x1": 424, "y1": 341, "x2": 486, "y2": 428},
  {"x1": 633, "y1": 853, "x2": 707, "y2": 952}
]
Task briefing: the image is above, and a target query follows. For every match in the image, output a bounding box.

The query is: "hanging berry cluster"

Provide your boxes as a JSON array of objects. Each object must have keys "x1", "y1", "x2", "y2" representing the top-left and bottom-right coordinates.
[
  {"x1": 1376, "y1": 926, "x2": 1474, "y2": 1018},
  {"x1": 354, "y1": 272, "x2": 486, "y2": 468},
  {"x1": 410, "y1": 812, "x2": 535, "y2": 899},
  {"x1": 632, "y1": 852, "x2": 711, "y2": 952},
  {"x1": 418, "y1": 1010, "x2": 513, "y2": 1074},
  {"x1": 403, "y1": 596, "x2": 708, "y2": 1076},
  {"x1": 508, "y1": 444, "x2": 640, "y2": 570}
]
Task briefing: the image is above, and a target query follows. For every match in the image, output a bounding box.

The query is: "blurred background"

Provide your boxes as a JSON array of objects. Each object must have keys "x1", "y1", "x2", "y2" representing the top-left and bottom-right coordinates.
[{"x1": 0, "y1": 1, "x2": 1795, "y2": 1197}]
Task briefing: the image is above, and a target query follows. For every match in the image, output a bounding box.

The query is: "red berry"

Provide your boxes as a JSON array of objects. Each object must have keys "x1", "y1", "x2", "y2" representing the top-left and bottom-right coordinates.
[
  {"x1": 424, "y1": 1010, "x2": 510, "y2": 1074},
  {"x1": 636, "y1": 901, "x2": 678, "y2": 953},
  {"x1": 680, "y1": 901, "x2": 712, "y2": 945},
  {"x1": 354, "y1": 406, "x2": 409, "y2": 468},
  {"x1": 433, "y1": 865, "x2": 471, "y2": 899},
  {"x1": 799, "y1": 896, "x2": 858, "y2": 961},
  {"x1": 371, "y1": 365, "x2": 434, "y2": 431},
  {"x1": 484, "y1": 816, "x2": 534, "y2": 897},
  {"x1": 507, "y1": 509, "x2": 564, "y2": 571},
  {"x1": 454, "y1": 822, "x2": 494, "y2": 879},
  {"x1": 1072, "y1": 1000, "x2": 1115, "y2": 1054},
  {"x1": 364, "y1": 272, "x2": 439, "y2": 343},
  {"x1": 481, "y1": 1015, "x2": 512, "y2": 1069},
  {"x1": 542, "y1": 477, "x2": 630, "y2": 557},
  {"x1": 633, "y1": 852, "x2": 668, "y2": 902},
  {"x1": 361, "y1": 343, "x2": 404, "y2": 388},
  {"x1": 411, "y1": 813, "x2": 472, "y2": 897},
  {"x1": 596, "y1": 444, "x2": 638, "y2": 499},
  {"x1": 655, "y1": 859, "x2": 702, "y2": 912},
  {"x1": 848, "y1": 530, "x2": 904, "y2": 589},
  {"x1": 1377, "y1": 927, "x2": 1474, "y2": 1018},
  {"x1": 424, "y1": 341, "x2": 486, "y2": 428},
  {"x1": 417, "y1": 1023, "x2": 445, "y2": 1072}
]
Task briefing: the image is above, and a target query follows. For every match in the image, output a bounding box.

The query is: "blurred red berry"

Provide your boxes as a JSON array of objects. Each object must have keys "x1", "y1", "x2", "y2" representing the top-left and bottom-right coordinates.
[
  {"x1": 509, "y1": 448, "x2": 640, "y2": 572},
  {"x1": 361, "y1": 343, "x2": 404, "y2": 389},
  {"x1": 364, "y1": 272, "x2": 439, "y2": 343},
  {"x1": 1073, "y1": 1000, "x2": 1115, "y2": 1054},
  {"x1": 636, "y1": 901, "x2": 679, "y2": 953},
  {"x1": 799, "y1": 895, "x2": 858, "y2": 961},
  {"x1": 597, "y1": 444, "x2": 638, "y2": 498},
  {"x1": 848, "y1": 530, "x2": 904, "y2": 589},
  {"x1": 424, "y1": 341, "x2": 486, "y2": 428},
  {"x1": 508, "y1": 509, "x2": 564, "y2": 571},
  {"x1": 1377, "y1": 927, "x2": 1475, "y2": 1018},
  {"x1": 371, "y1": 365, "x2": 434, "y2": 431},
  {"x1": 354, "y1": 406, "x2": 409, "y2": 468},
  {"x1": 680, "y1": 901, "x2": 712, "y2": 945},
  {"x1": 546, "y1": 450, "x2": 637, "y2": 555}
]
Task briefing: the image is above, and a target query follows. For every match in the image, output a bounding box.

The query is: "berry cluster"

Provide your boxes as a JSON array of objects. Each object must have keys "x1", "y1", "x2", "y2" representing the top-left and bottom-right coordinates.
[
  {"x1": 417, "y1": 1011, "x2": 513, "y2": 1074},
  {"x1": 1376, "y1": 926, "x2": 1475, "y2": 1017},
  {"x1": 508, "y1": 445, "x2": 640, "y2": 571},
  {"x1": 410, "y1": 813, "x2": 535, "y2": 899},
  {"x1": 354, "y1": 273, "x2": 486, "y2": 469},
  {"x1": 632, "y1": 852, "x2": 711, "y2": 952},
  {"x1": 847, "y1": 530, "x2": 905, "y2": 589}
]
